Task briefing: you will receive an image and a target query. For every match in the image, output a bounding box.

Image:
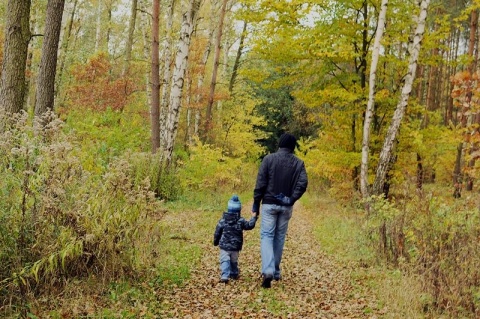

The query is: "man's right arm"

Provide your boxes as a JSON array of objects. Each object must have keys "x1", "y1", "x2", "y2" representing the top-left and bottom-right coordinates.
[{"x1": 252, "y1": 157, "x2": 269, "y2": 213}]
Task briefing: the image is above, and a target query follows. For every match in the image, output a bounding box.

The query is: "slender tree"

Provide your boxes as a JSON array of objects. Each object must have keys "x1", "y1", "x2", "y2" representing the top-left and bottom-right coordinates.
[
  {"x1": 94, "y1": 0, "x2": 102, "y2": 52},
  {"x1": 122, "y1": 0, "x2": 138, "y2": 76},
  {"x1": 372, "y1": 0, "x2": 431, "y2": 196},
  {"x1": 360, "y1": 0, "x2": 389, "y2": 200},
  {"x1": 203, "y1": 0, "x2": 229, "y2": 142},
  {"x1": 55, "y1": 0, "x2": 78, "y2": 101},
  {"x1": 193, "y1": 1, "x2": 217, "y2": 138},
  {"x1": 0, "y1": 0, "x2": 32, "y2": 115},
  {"x1": 34, "y1": 0, "x2": 66, "y2": 119},
  {"x1": 160, "y1": 0, "x2": 176, "y2": 149},
  {"x1": 163, "y1": 0, "x2": 201, "y2": 162},
  {"x1": 151, "y1": 0, "x2": 161, "y2": 152},
  {"x1": 229, "y1": 20, "x2": 247, "y2": 93}
]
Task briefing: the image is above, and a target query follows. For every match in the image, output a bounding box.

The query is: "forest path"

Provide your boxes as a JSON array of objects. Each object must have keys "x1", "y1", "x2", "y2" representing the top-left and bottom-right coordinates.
[{"x1": 157, "y1": 204, "x2": 381, "y2": 318}]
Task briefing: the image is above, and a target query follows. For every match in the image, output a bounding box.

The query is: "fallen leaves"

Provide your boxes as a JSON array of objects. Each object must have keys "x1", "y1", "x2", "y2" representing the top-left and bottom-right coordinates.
[{"x1": 155, "y1": 204, "x2": 381, "y2": 318}]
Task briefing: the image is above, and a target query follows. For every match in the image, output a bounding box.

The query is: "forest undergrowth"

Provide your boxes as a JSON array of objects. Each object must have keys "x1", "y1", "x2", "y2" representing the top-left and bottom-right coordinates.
[{"x1": 12, "y1": 191, "x2": 431, "y2": 319}]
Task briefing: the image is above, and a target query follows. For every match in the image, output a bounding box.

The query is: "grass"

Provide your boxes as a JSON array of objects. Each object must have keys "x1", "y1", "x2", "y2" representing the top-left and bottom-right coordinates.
[{"x1": 303, "y1": 190, "x2": 427, "y2": 318}]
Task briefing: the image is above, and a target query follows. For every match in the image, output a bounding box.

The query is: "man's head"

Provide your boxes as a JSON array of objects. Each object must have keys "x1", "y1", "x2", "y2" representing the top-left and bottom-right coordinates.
[
  {"x1": 278, "y1": 133, "x2": 297, "y2": 151},
  {"x1": 227, "y1": 194, "x2": 242, "y2": 213}
]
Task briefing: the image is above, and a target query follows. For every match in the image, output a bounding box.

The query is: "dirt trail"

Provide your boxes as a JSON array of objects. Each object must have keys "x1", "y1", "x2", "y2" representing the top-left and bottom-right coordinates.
[{"x1": 157, "y1": 205, "x2": 380, "y2": 318}]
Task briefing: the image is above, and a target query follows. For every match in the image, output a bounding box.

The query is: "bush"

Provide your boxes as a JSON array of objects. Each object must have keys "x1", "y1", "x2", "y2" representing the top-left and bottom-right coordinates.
[
  {"x1": 364, "y1": 191, "x2": 480, "y2": 317},
  {"x1": 126, "y1": 151, "x2": 182, "y2": 201},
  {"x1": 0, "y1": 112, "x2": 162, "y2": 313}
]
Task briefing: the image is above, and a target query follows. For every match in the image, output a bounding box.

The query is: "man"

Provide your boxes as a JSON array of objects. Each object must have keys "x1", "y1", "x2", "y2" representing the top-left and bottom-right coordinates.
[{"x1": 252, "y1": 133, "x2": 308, "y2": 288}]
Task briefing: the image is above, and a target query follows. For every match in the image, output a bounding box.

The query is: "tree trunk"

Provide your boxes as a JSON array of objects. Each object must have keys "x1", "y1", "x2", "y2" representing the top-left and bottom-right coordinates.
[
  {"x1": 34, "y1": 0, "x2": 66, "y2": 121},
  {"x1": 193, "y1": 3, "x2": 217, "y2": 139},
  {"x1": 203, "y1": 0, "x2": 229, "y2": 143},
  {"x1": 151, "y1": 0, "x2": 161, "y2": 152},
  {"x1": 0, "y1": 0, "x2": 32, "y2": 115},
  {"x1": 160, "y1": 0, "x2": 176, "y2": 149},
  {"x1": 416, "y1": 153, "x2": 423, "y2": 190},
  {"x1": 229, "y1": 21, "x2": 247, "y2": 93},
  {"x1": 163, "y1": 0, "x2": 201, "y2": 163},
  {"x1": 106, "y1": 1, "x2": 113, "y2": 51},
  {"x1": 94, "y1": 0, "x2": 101, "y2": 52},
  {"x1": 55, "y1": 0, "x2": 78, "y2": 103},
  {"x1": 360, "y1": 0, "x2": 388, "y2": 200},
  {"x1": 373, "y1": 0, "x2": 431, "y2": 196},
  {"x1": 465, "y1": 9, "x2": 478, "y2": 192},
  {"x1": 122, "y1": 0, "x2": 138, "y2": 77}
]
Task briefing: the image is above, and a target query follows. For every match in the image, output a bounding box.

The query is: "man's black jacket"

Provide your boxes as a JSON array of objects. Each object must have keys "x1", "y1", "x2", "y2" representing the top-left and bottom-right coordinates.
[{"x1": 253, "y1": 148, "x2": 308, "y2": 212}]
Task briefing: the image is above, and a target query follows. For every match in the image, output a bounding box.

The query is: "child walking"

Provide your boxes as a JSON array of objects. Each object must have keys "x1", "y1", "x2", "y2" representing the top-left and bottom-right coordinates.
[{"x1": 213, "y1": 194, "x2": 258, "y2": 283}]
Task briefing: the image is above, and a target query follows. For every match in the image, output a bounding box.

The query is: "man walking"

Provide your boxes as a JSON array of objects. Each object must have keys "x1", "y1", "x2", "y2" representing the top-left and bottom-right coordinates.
[{"x1": 252, "y1": 133, "x2": 308, "y2": 288}]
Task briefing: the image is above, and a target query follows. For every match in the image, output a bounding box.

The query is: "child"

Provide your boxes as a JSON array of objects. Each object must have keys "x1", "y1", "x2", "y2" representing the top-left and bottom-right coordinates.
[{"x1": 213, "y1": 194, "x2": 258, "y2": 283}]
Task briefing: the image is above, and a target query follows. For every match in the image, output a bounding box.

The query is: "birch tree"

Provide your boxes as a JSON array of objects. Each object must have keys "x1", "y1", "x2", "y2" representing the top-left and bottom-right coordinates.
[
  {"x1": 151, "y1": 0, "x2": 161, "y2": 152},
  {"x1": 160, "y1": 0, "x2": 176, "y2": 149},
  {"x1": 372, "y1": 0, "x2": 431, "y2": 196},
  {"x1": 360, "y1": 0, "x2": 389, "y2": 200},
  {"x1": 34, "y1": 0, "x2": 66, "y2": 120},
  {"x1": 163, "y1": 0, "x2": 202, "y2": 162}
]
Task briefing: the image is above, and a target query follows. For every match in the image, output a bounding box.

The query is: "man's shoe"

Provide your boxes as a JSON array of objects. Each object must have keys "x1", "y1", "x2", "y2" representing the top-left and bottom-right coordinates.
[
  {"x1": 230, "y1": 274, "x2": 239, "y2": 280},
  {"x1": 274, "y1": 275, "x2": 281, "y2": 281},
  {"x1": 220, "y1": 278, "x2": 229, "y2": 284},
  {"x1": 261, "y1": 274, "x2": 273, "y2": 288}
]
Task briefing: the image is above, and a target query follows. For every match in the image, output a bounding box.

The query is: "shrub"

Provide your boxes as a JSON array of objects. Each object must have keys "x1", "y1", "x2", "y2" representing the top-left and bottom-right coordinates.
[
  {"x1": 0, "y1": 112, "x2": 162, "y2": 313},
  {"x1": 364, "y1": 191, "x2": 480, "y2": 317}
]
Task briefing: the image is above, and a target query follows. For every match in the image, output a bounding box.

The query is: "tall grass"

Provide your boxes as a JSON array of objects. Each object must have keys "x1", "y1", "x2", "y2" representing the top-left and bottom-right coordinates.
[
  {"x1": 0, "y1": 112, "x2": 175, "y2": 316},
  {"x1": 364, "y1": 187, "x2": 480, "y2": 318}
]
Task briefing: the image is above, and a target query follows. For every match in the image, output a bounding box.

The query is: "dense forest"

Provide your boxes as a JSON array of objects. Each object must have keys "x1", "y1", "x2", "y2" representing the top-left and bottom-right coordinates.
[{"x1": 1, "y1": 0, "x2": 480, "y2": 317}]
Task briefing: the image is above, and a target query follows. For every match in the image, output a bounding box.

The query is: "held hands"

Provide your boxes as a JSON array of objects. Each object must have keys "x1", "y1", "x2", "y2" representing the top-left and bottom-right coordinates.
[{"x1": 274, "y1": 193, "x2": 292, "y2": 206}]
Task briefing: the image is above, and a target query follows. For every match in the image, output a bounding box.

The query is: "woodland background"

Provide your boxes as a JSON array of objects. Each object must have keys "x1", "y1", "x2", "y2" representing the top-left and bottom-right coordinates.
[{"x1": 1, "y1": 0, "x2": 480, "y2": 317}]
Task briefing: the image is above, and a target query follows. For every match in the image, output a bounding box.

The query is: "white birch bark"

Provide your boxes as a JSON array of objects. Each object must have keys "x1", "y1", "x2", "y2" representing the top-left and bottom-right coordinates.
[
  {"x1": 163, "y1": 0, "x2": 201, "y2": 162},
  {"x1": 360, "y1": 0, "x2": 389, "y2": 200},
  {"x1": 372, "y1": 0, "x2": 431, "y2": 195},
  {"x1": 160, "y1": 0, "x2": 176, "y2": 149}
]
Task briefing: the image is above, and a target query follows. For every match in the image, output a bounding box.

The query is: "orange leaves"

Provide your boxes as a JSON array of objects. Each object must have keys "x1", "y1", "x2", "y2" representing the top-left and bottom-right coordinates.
[{"x1": 66, "y1": 53, "x2": 137, "y2": 112}]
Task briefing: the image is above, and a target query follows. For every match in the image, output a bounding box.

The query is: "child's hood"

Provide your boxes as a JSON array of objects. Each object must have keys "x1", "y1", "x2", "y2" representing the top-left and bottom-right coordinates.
[{"x1": 223, "y1": 211, "x2": 240, "y2": 223}]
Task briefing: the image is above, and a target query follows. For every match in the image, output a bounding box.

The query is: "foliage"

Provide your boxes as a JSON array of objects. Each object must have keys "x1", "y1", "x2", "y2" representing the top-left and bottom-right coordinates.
[
  {"x1": 62, "y1": 105, "x2": 150, "y2": 173},
  {"x1": 65, "y1": 53, "x2": 137, "y2": 112},
  {"x1": 213, "y1": 84, "x2": 267, "y2": 159},
  {"x1": 126, "y1": 151, "x2": 182, "y2": 201},
  {"x1": 301, "y1": 133, "x2": 359, "y2": 192},
  {"x1": 363, "y1": 190, "x2": 480, "y2": 317},
  {"x1": 245, "y1": 62, "x2": 321, "y2": 154},
  {"x1": 178, "y1": 138, "x2": 258, "y2": 195},
  {"x1": 0, "y1": 112, "x2": 162, "y2": 314}
]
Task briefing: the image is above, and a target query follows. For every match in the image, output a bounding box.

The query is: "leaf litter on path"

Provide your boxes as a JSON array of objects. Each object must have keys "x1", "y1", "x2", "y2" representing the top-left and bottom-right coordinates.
[{"x1": 157, "y1": 205, "x2": 380, "y2": 318}]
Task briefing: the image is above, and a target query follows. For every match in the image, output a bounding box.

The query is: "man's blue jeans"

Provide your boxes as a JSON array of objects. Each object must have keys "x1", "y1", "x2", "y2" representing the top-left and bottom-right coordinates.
[
  {"x1": 260, "y1": 204, "x2": 293, "y2": 278},
  {"x1": 219, "y1": 249, "x2": 239, "y2": 280}
]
